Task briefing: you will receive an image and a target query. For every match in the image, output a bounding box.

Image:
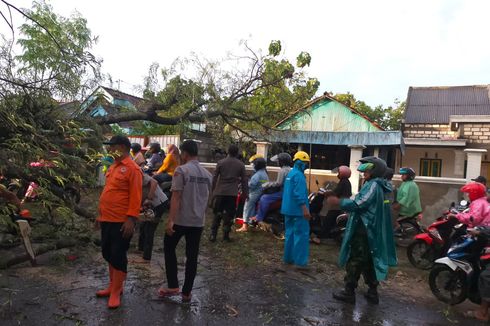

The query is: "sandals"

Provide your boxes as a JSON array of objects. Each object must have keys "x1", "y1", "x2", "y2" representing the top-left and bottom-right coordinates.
[
  {"x1": 311, "y1": 237, "x2": 321, "y2": 245},
  {"x1": 464, "y1": 310, "x2": 489, "y2": 322},
  {"x1": 158, "y1": 288, "x2": 192, "y2": 303},
  {"x1": 157, "y1": 287, "x2": 180, "y2": 298}
]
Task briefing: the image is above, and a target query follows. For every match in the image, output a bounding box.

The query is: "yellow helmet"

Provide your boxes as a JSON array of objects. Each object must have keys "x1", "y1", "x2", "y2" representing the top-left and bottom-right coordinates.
[
  {"x1": 293, "y1": 151, "x2": 310, "y2": 162},
  {"x1": 248, "y1": 153, "x2": 264, "y2": 163}
]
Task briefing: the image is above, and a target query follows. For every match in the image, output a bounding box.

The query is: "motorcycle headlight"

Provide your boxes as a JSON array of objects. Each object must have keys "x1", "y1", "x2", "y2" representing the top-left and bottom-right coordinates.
[{"x1": 429, "y1": 229, "x2": 443, "y2": 241}]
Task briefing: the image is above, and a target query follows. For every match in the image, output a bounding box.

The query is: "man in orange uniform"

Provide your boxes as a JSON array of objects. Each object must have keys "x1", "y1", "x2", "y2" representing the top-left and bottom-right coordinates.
[{"x1": 96, "y1": 135, "x2": 143, "y2": 309}]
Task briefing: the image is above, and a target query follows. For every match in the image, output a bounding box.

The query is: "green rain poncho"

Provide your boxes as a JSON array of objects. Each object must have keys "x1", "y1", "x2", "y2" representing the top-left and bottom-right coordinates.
[
  {"x1": 396, "y1": 180, "x2": 422, "y2": 217},
  {"x1": 339, "y1": 177, "x2": 397, "y2": 281}
]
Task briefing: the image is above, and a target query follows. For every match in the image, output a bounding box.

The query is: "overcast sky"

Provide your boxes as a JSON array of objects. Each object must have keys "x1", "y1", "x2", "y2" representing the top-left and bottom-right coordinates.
[{"x1": 8, "y1": 0, "x2": 490, "y2": 107}]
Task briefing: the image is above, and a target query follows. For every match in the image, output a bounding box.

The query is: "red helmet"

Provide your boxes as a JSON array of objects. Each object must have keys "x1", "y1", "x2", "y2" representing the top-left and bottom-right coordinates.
[
  {"x1": 460, "y1": 182, "x2": 486, "y2": 201},
  {"x1": 337, "y1": 165, "x2": 351, "y2": 179}
]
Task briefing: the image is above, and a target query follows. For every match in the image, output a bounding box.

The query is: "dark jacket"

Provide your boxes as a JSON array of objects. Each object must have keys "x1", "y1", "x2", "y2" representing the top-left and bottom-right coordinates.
[
  {"x1": 212, "y1": 156, "x2": 248, "y2": 197},
  {"x1": 334, "y1": 178, "x2": 352, "y2": 198}
]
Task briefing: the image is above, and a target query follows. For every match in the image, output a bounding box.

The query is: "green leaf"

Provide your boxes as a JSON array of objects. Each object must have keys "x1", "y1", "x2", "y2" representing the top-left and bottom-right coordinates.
[{"x1": 268, "y1": 40, "x2": 282, "y2": 56}]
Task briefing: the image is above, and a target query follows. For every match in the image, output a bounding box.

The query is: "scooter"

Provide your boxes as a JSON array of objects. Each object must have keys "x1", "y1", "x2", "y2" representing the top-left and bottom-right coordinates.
[
  {"x1": 309, "y1": 180, "x2": 347, "y2": 243},
  {"x1": 429, "y1": 225, "x2": 490, "y2": 305},
  {"x1": 407, "y1": 201, "x2": 470, "y2": 270},
  {"x1": 258, "y1": 200, "x2": 285, "y2": 239},
  {"x1": 233, "y1": 189, "x2": 285, "y2": 238},
  {"x1": 308, "y1": 180, "x2": 330, "y2": 216},
  {"x1": 395, "y1": 213, "x2": 425, "y2": 247}
]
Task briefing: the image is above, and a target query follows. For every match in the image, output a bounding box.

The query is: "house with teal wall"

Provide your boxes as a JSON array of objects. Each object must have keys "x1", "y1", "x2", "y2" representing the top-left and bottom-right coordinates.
[
  {"x1": 76, "y1": 86, "x2": 145, "y2": 132},
  {"x1": 261, "y1": 92, "x2": 403, "y2": 171}
]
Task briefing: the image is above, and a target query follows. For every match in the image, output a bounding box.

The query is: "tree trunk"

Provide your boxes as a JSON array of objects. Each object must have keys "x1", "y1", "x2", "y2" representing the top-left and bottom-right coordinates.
[
  {"x1": 0, "y1": 238, "x2": 78, "y2": 269},
  {"x1": 74, "y1": 204, "x2": 96, "y2": 219}
]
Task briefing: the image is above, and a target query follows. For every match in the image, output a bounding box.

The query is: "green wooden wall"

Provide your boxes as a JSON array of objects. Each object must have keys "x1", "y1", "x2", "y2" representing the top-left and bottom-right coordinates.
[{"x1": 278, "y1": 99, "x2": 381, "y2": 132}]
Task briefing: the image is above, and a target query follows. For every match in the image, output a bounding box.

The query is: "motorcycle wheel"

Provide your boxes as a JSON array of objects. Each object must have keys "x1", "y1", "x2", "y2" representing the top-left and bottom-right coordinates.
[
  {"x1": 396, "y1": 220, "x2": 422, "y2": 247},
  {"x1": 407, "y1": 240, "x2": 436, "y2": 270},
  {"x1": 429, "y1": 264, "x2": 467, "y2": 305}
]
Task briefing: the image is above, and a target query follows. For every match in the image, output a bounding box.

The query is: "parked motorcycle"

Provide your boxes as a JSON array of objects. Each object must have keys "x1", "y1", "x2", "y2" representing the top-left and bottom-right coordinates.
[
  {"x1": 407, "y1": 201, "x2": 470, "y2": 269},
  {"x1": 233, "y1": 189, "x2": 285, "y2": 238},
  {"x1": 395, "y1": 213, "x2": 425, "y2": 247},
  {"x1": 308, "y1": 180, "x2": 330, "y2": 216},
  {"x1": 309, "y1": 180, "x2": 347, "y2": 242},
  {"x1": 260, "y1": 200, "x2": 285, "y2": 239},
  {"x1": 429, "y1": 225, "x2": 489, "y2": 305}
]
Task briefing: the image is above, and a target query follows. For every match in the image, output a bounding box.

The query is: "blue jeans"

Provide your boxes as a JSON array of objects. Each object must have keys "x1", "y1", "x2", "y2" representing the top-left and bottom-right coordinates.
[
  {"x1": 255, "y1": 191, "x2": 282, "y2": 222},
  {"x1": 242, "y1": 192, "x2": 261, "y2": 223},
  {"x1": 283, "y1": 215, "x2": 310, "y2": 267}
]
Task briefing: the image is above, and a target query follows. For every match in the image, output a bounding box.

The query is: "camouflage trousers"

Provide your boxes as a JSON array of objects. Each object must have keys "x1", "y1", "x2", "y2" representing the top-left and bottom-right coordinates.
[{"x1": 344, "y1": 225, "x2": 379, "y2": 289}]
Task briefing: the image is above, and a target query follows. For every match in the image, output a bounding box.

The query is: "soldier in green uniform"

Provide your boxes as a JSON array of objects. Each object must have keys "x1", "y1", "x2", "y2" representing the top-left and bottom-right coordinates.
[{"x1": 328, "y1": 156, "x2": 397, "y2": 304}]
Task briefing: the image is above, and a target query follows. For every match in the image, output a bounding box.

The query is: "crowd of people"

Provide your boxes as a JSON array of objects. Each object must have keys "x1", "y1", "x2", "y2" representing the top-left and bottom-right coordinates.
[
  {"x1": 95, "y1": 135, "x2": 401, "y2": 309},
  {"x1": 32, "y1": 134, "x2": 490, "y2": 319},
  {"x1": 3, "y1": 133, "x2": 490, "y2": 319}
]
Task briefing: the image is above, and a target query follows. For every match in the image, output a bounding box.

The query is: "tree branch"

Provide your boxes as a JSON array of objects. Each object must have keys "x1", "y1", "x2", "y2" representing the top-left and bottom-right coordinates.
[
  {"x1": 0, "y1": 76, "x2": 49, "y2": 91},
  {"x1": 1, "y1": 0, "x2": 66, "y2": 56},
  {"x1": 0, "y1": 9, "x2": 13, "y2": 32},
  {"x1": 221, "y1": 115, "x2": 257, "y2": 140}
]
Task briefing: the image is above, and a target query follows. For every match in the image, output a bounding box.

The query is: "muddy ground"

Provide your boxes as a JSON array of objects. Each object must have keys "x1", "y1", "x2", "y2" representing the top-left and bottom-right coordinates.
[{"x1": 0, "y1": 219, "x2": 486, "y2": 326}]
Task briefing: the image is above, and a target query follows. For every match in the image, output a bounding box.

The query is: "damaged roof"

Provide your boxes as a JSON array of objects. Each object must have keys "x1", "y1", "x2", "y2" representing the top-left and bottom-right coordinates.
[{"x1": 100, "y1": 86, "x2": 145, "y2": 106}]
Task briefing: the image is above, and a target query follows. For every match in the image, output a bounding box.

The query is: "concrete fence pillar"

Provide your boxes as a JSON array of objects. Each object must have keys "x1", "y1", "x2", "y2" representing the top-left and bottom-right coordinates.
[
  {"x1": 464, "y1": 148, "x2": 487, "y2": 180},
  {"x1": 348, "y1": 145, "x2": 366, "y2": 194},
  {"x1": 453, "y1": 149, "x2": 465, "y2": 178},
  {"x1": 254, "y1": 141, "x2": 271, "y2": 159}
]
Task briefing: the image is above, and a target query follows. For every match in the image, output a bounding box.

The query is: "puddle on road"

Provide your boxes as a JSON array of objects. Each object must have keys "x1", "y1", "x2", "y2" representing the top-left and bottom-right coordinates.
[{"x1": 0, "y1": 247, "x2": 480, "y2": 325}]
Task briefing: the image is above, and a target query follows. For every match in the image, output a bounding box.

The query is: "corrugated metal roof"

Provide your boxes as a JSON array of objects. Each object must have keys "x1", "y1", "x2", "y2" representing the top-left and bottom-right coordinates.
[{"x1": 405, "y1": 85, "x2": 490, "y2": 124}]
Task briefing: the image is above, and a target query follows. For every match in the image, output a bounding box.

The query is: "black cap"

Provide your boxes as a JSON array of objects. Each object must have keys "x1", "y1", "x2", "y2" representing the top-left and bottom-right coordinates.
[
  {"x1": 103, "y1": 135, "x2": 131, "y2": 148},
  {"x1": 471, "y1": 176, "x2": 487, "y2": 184}
]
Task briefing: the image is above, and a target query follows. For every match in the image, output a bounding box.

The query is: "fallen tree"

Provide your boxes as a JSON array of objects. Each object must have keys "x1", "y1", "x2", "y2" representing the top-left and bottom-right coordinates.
[
  {"x1": 0, "y1": 237, "x2": 78, "y2": 269},
  {"x1": 92, "y1": 42, "x2": 319, "y2": 146},
  {"x1": 0, "y1": 1, "x2": 320, "y2": 241},
  {"x1": 0, "y1": 1, "x2": 102, "y2": 228}
]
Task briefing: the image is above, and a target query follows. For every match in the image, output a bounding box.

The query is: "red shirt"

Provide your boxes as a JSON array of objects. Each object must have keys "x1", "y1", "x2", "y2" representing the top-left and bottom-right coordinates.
[{"x1": 98, "y1": 156, "x2": 143, "y2": 223}]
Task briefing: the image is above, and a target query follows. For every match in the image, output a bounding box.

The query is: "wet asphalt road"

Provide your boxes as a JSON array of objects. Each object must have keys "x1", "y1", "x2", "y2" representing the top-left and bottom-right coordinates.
[{"x1": 0, "y1": 249, "x2": 485, "y2": 326}]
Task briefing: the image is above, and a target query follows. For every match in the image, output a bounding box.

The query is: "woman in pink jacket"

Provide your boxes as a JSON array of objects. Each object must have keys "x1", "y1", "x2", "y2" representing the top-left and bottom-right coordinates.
[{"x1": 456, "y1": 182, "x2": 490, "y2": 228}]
